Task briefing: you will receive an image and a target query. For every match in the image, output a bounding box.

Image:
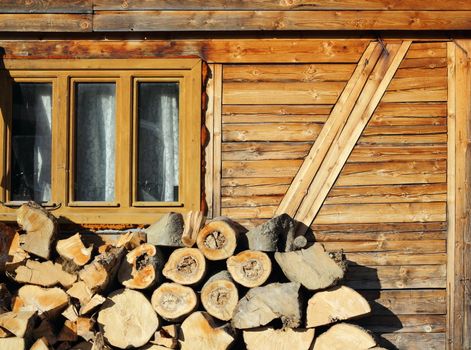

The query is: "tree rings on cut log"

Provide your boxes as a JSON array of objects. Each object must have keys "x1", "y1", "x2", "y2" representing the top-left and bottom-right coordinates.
[
  {"x1": 17, "y1": 202, "x2": 57, "y2": 260},
  {"x1": 146, "y1": 212, "x2": 184, "y2": 247},
  {"x1": 15, "y1": 285, "x2": 69, "y2": 318},
  {"x1": 163, "y1": 247, "x2": 206, "y2": 285},
  {"x1": 201, "y1": 271, "x2": 239, "y2": 321},
  {"x1": 245, "y1": 214, "x2": 295, "y2": 252},
  {"x1": 243, "y1": 327, "x2": 315, "y2": 350},
  {"x1": 98, "y1": 289, "x2": 159, "y2": 349},
  {"x1": 312, "y1": 323, "x2": 376, "y2": 350},
  {"x1": 232, "y1": 282, "x2": 301, "y2": 329},
  {"x1": 275, "y1": 243, "x2": 344, "y2": 291},
  {"x1": 306, "y1": 286, "x2": 371, "y2": 327},
  {"x1": 226, "y1": 250, "x2": 271, "y2": 288},
  {"x1": 151, "y1": 283, "x2": 198, "y2": 322},
  {"x1": 118, "y1": 243, "x2": 164, "y2": 289},
  {"x1": 179, "y1": 311, "x2": 235, "y2": 350},
  {"x1": 196, "y1": 217, "x2": 240, "y2": 260}
]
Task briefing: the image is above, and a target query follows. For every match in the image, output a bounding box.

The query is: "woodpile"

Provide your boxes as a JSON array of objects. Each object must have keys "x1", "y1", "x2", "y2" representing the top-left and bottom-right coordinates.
[{"x1": 0, "y1": 202, "x2": 381, "y2": 349}]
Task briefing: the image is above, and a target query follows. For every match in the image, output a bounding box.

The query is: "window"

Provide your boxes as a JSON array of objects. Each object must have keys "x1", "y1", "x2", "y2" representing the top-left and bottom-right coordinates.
[{"x1": 0, "y1": 59, "x2": 202, "y2": 223}]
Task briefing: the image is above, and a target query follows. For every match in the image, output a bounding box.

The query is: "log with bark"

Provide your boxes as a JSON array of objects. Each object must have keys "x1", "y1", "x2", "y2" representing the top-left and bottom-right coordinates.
[
  {"x1": 117, "y1": 243, "x2": 164, "y2": 289},
  {"x1": 97, "y1": 289, "x2": 159, "y2": 349},
  {"x1": 243, "y1": 327, "x2": 315, "y2": 350},
  {"x1": 196, "y1": 217, "x2": 241, "y2": 260},
  {"x1": 201, "y1": 271, "x2": 239, "y2": 321},
  {"x1": 151, "y1": 282, "x2": 198, "y2": 321},
  {"x1": 162, "y1": 247, "x2": 206, "y2": 285},
  {"x1": 146, "y1": 213, "x2": 184, "y2": 247},
  {"x1": 306, "y1": 286, "x2": 371, "y2": 327},
  {"x1": 245, "y1": 214, "x2": 295, "y2": 252},
  {"x1": 226, "y1": 250, "x2": 271, "y2": 288},
  {"x1": 232, "y1": 282, "x2": 302, "y2": 329},
  {"x1": 179, "y1": 311, "x2": 235, "y2": 350},
  {"x1": 17, "y1": 202, "x2": 57, "y2": 260},
  {"x1": 312, "y1": 323, "x2": 376, "y2": 350},
  {"x1": 275, "y1": 243, "x2": 345, "y2": 290}
]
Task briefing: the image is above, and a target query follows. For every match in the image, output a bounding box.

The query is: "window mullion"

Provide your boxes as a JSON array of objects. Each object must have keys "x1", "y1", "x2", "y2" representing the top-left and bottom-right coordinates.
[
  {"x1": 118, "y1": 73, "x2": 133, "y2": 209},
  {"x1": 54, "y1": 73, "x2": 69, "y2": 209}
]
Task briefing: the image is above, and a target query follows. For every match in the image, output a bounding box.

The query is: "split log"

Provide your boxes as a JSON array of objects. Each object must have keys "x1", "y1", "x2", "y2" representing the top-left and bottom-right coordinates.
[
  {"x1": 152, "y1": 324, "x2": 179, "y2": 349},
  {"x1": 146, "y1": 213, "x2": 184, "y2": 247},
  {"x1": 62, "y1": 305, "x2": 79, "y2": 322},
  {"x1": 67, "y1": 281, "x2": 93, "y2": 306},
  {"x1": 92, "y1": 333, "x2": 111, "y2": 350},
  {"x1": 0, "y1": 337, "x2": 25, "y2": 350},
  {"x1": 275, "y1": 243, "x2": 345, "y2": 290},
  {"x1": 3, "y1": 231, "x2": 28, "y2": 272},
  {"x1": 179, "y1": 311, "x2": 235, "y2": 350},
  {"x1": 196, "y1": 217, "x2": 241, "y2": 260},
  {"x1": 201, "y1": 271, "x2": 239, "y2": 321},
  {"x1": 0, "y1": 310, "x2": 36, "y2": 337},
  {"x1": 182, "y1": 210, "x2": 206, "y2": 247},
  {"x1": 152, "y1": 336, "x2": 178, "y2": 349},
  {"x1": 312, "y1": 323, "x2": 376, "y2": 350},
  {"x1": 79, "y1": 246, "x2": 125, "y2": 293},
  {"x1": 245, "y1": 214, "x2": 295, "y2": 252},
  {"x1": 243, "y1": 327, "x2": 315, "y2": 350},
  {"x1": 306, "y1": 286, "x2": 371, "y2": 327},
  {"x1": 76, "y1": 317, "x2": 95, "y2": 341},
  {"x1": 56, "y1": 233, "x2": 93, "y2": 270},
  {"x1": 160, "y1": 324, "x2": 179, "y2": 338},
  {"x1": 162, "y1": 248, "x2": 206, "y2": 285},
  {"x1": 13, "y1": 260, "x2": 77, "y2": 288},
  {"x1": 116, "y1": 230, "x2": 146, "y2": 249},
  {"x1": 232, "y1": 282, "x2": 301, "y2": 329},
  {"x1": 118, "y1": 243, "x2": 164, "y2": 289},
  {"x1": 80, "y1": 294, "x2": 106, "y2": 315},
  {"x1": 98, "y1": 289, "x2": 159, "y2": 349},
  {"x1": 226, "y1": 250, "x2": 271, "y2": 288},
  {"x1": 14, "y1": 285, "x2": 69, "y2": 318},
  {"x1": 0, "y1": 283, "x2": 12, "y2": 313},
  {"x1": 30, "y1": 337, "x2": 50, "y2": 350},
  {"x1": 151, "y1": 282, "x2": 198, "y2": 322},
  {"x1": 17, "y1": 202, "x2": 57, "y2": 260},
  {"x1": 0, "y1": 223, "x2": 19, "y2": 272},
  {"x1": 58, "y1": 319, "x2": 78, "y2": 342}
]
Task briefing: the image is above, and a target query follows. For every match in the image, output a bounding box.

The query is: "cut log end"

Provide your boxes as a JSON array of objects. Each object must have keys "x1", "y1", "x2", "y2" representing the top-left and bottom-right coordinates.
[
  {"x1": 227, "y1": 250, "x2": 272, "y2": 288},
  {"x1": 243, "y1": 327, "x2": 315, "y2": 350},
  {"x1": 163, "y1": 247, "x2": 206, "y2": 285},
  {"x1": 196, "y1": 217, "x2": 240, "y2": 260},
  {"x1": 313, "y1": 323, "x2": 376, "y2": 350},
  {"x1": 151, "y1": 282, "x2": 198, "y2": 322},
  {"x1": 201, "y1": 271, "x2": 239, "y2": 321}
]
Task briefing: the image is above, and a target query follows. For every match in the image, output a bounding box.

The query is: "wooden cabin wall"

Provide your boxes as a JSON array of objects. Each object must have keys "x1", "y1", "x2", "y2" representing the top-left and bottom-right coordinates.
[{"x1": 0, "y1": 37, "x2": 449, "y2": 349}]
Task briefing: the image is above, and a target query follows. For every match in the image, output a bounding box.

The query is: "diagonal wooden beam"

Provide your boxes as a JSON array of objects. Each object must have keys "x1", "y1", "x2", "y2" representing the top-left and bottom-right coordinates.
[
  {"x1": 276, "y1": 41, "x2": 383, "y2": 217},
  {"x1": 294, "y1": 41, "x2": 412, "y2": 232}
]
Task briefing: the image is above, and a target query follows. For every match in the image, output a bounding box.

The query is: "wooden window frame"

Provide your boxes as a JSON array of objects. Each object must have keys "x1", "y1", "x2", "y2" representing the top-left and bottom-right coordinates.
[{"x1": 0, "y1": 59, "x2": 202, "y2": 224}]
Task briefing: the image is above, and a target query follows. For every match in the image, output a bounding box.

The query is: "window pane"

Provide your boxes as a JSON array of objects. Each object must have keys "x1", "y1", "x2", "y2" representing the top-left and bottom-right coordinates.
[
  {"x1": 137, "y1": 82, "x2": 179, "y2": 202},
  {"x1": 11, "y1": 83, "x2": 52, "y2": 202},
  {"x1": 74, "y1": 83, "x2": 116, "y2": 201}
]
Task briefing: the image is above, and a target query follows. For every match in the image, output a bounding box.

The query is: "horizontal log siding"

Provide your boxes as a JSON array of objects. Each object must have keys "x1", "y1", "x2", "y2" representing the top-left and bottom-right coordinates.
[{"x1": 220, "y1": 41, "x2": 447, "y2": 349}]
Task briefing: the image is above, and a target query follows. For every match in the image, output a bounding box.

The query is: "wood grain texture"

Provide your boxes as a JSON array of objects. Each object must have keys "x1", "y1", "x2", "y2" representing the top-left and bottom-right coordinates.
[
  {"x1": 93, "y1": 10, "x2": 471, "y2": 31},
  {"x1": 381, "y1": 333, "x2": 445, "y2": 350},
  {"x1": 92, "y1": 0, "x2": 471, "y2": 11},
  {"x1": 0, "y1": 14, "x2": 91, "y2": 31},
  {"x1": 0, "y1": 0, "x2": 92, "y2": 13},
  {"x1": 0, "y1": 39, "x2": 368, "y2": 63},
  {"x1": 359, "y1": 314, "x2": 446, "y2": 333}
]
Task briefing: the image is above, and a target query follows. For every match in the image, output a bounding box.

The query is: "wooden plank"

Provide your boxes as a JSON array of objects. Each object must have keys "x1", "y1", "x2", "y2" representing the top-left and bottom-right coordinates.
[
  {"x1": 92, "y1": 0, "x2": 471, "y2": 11},
  {"x1": 405, "y1": 43, "x2": 447, "y2": 59},
  {"x1": 222, "y1": 64, "x2": 355, "y2": 82},
  {"x1": 0, "y1": 39, "x2": 368, "y2": 63},
  {"x1": 222, "y1": 159, "x2": 301, "y2": 178},
  {"x1": 276, "y1": 42, "x2": 382, "y2": 216},
  {"x1": 222, "y1": 81, "x2": 344, "y2": 105},
  {"x1": 387, "y1": 76, "x2": 447, "y2": 92},
  {"x1": 362, "y1": 125, "x2": 447, "y2": 136},
  {"x1": 369, "y1": 116, "x2": 446, "y2": 127},
  {"x1": 204, "y1": 64, "x2": 215, "y2": 218},
  {"x1": 446, "y1": 41, "x2": 456, "y2": 350},
  {"x1": 93, "y1": 11, "x2": 471, "y2": 31},
  {"x1": 374, "y1": 102, "x2": 447, "y2": 117},
  {"x1": 0, "y1": 14, "x2": 91, "y2": 31},
  {"x1": 222, "y1": 142, "x2": 446, "y2": 162},
  {"x1": 222, "y1": 123, "x2": 323, "y2": 141},
  {"x1": 322, "y1": 240, "x2": 446, "y2": 253},
  {"x1": 294, "y1": 42, "x2": 411, "y2": 229},
  {"x1": 382, "y1": 87, "x2": 447, "y2": 102},
  {"x1": 223, "y1": 114, "x2": 329, "y2": 124},
  {"x1": 314, "y1": 202, "x2": 446, "y2": 224},
  {"x1": 222, "y1": 195, "x2": 282, "y2": 208},
  {"x1": 394, "y1": 67, "x2": 447, "y2": 79},
  {"x1": 359, "y1": 314, "x2": 446, "y2": 333},
  {"x1": 381, "y1": 333, "x2": 446, "y2": 350},
  {"x1": 222, "y1": 104, "x2": 333, "y2": 115},
  {"x1": 344, "y1": 264, "x2": 446, "y2": 289},
  {"x1": 0, "y1": 0, "x2": 92, "y2": 13},
  {"x1": 358, "y1": 133, "x2": 447, "y2": 144},
  {"x1": 344, "y1": 252, "x2": 446, "y2": 266},
  {"x1": 399, "y1": 57, "x2": 448, "y2": 69},
  {"x1": 212, "y1": 64, "x2": 223, "y2": 217},
  {"x1": 360, "y1": 289, "x2": 447, "y2": 315}
]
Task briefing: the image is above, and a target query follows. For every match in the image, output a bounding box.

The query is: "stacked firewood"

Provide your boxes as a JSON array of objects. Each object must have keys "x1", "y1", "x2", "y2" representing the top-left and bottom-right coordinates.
[{"x1": 0, "y1": 202, "x2": 386, "y2": 350}]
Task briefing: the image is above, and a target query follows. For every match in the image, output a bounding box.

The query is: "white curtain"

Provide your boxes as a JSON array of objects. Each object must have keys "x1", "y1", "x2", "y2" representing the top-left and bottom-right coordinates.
[
  {"x1": 138, "y1": 83, "x2": 179, "y2": 202},
  {"x1": 75, "y1": 83, "x2": 115, "y2": 202},
  {"x1": 11, "y1": 83, "x2": 52, "y2": 202}
]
